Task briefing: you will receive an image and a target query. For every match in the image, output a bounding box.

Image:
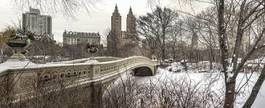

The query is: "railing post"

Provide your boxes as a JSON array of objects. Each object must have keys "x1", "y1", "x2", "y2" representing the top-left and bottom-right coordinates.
[{"x1": 91, "y1": 64, "x2": 101, "y2": 80}]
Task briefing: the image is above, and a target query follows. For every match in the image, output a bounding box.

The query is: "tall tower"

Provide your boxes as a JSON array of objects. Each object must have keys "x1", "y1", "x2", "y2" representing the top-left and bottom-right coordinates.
[
  {"x1": 108, "y1": 5, "x2": 122, "y2": 57},
  {"x1": 111, "y1": 4, "x2": 122, "y2": 37},
  {"x1": 126, "y1": 7, "x2": 137, "y2": 37}
]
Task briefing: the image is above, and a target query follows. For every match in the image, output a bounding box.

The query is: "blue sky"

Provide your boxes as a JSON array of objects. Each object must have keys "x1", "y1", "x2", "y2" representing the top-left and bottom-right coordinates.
[{"x1": 0, "y1": 0, "x2": 210, "y2": 42}]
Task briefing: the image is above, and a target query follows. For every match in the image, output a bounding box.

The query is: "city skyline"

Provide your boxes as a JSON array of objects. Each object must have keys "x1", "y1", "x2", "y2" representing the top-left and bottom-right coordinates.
[
  {"x1": 1, "y1": 1, "x2": 265, "y2": 108},
  {"x1": 0, "y1": 0, "x2": 210, "y2": 42}
]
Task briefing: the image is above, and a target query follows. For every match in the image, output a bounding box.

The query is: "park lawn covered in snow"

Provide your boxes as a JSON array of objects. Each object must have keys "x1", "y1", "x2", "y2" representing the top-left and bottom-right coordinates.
[
  {"x1": 104, "y1": 61, "x2": 265, "y2": 107},
  {"x1": 134, "y1": 67, "x2": 265, "y2": 108}
]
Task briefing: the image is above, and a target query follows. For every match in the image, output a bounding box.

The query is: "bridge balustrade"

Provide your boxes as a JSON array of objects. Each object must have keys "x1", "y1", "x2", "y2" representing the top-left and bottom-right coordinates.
[{"x1": 0, "y1": 56, "x2": 156, "y2": 104}]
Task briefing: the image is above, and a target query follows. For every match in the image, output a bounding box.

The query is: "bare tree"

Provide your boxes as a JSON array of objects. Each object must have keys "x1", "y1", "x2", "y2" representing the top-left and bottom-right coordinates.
[
  {"x1": 103, "y1": 73, "x2": 224, "y2": 108},
  {"x1": 167, "y1": 20, "x2": 182, "y2": 61},
  {"x1": 138, "y1": 6, "x2": 178, "y2": 61},
  {"x1": 195, "y1": 7, "x2": 219, "y2": 69},
  {"x1": 214, "y1": 1, "x2": 265, "y2": 107},
  {"x1": 183, "y1": 1, "x2": 265, "y2": 107},
  {"x1": 27, "y1": 36, "x2": 63, "y2": 63}
]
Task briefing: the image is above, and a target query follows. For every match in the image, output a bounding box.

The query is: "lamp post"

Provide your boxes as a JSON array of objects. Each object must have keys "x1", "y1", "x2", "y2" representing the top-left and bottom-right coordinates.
[
  {"x1": 6, "y1": 31, "x2": 34, "y2": 61},
  {"x1": 86, "y1": 43, "x2": 98, "y2": 60}
]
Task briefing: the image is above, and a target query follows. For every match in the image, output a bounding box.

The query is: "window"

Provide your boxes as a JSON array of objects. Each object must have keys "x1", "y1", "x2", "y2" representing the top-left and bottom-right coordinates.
[
  {"x1": 60, "y1": 74, "x2": 64, "y2": 78},
  {"x1": 43, "y1": 75, "x2": 49, "y2": 81}
]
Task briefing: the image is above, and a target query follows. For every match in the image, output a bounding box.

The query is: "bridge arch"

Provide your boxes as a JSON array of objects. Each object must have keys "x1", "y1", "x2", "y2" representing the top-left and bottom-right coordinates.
[
  {"x1": 130, "y1": 64, "x2": 155, "y2": 76},
  {"x1": 133, "y1": 66, "x2": 153, "y2": 76}
]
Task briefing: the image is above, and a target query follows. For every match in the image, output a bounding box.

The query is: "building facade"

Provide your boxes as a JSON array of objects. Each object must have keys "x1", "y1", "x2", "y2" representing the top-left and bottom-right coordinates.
[
  {"x1": 107, "y1": 5, "x2": 139, "y2": 57},
  {"x1": 22, "y1": 8, "x2": 53, "y2": 39},
  {"x1": 63, "y1": 30, "x2": 101, "y2": 46}
]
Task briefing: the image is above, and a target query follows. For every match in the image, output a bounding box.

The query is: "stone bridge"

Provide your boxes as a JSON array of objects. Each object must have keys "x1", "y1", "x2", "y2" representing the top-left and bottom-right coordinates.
[{"x1": 0, "y1": 56, "x2": 157, "y2": 108}]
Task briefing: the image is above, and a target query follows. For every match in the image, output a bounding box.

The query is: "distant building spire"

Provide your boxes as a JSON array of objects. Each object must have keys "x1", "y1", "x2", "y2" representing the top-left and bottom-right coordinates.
[
  {"x1": 129, "y1": 6, "x2": 133, "y2": 15},
  {"x1": 115, "y1": 4, "x2": 118, "y2": 10},
  {"x1": 111, "y1": 4, "x2": 121, "y2": 36},
  {"x1": 126, "y1": 6, "x2": 136, "y2": 35},
  {"x1": 113, "y1": 4, "x2": 120, "y2": 15}
]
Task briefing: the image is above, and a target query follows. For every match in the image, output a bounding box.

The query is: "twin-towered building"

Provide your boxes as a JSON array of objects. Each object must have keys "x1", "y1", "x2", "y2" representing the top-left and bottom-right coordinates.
[
  {"x1": 63, "y1": 5, "x2": 139, "y2": 57},
  {"x1": 62, "y1": 5, "x2": 139, "y2": 57},
  {"x1": 107, "y1": 5, "x2": 139, "y2": 57}
]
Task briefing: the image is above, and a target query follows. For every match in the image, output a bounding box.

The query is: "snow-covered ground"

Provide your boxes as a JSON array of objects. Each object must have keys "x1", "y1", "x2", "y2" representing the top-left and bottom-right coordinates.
[
  {"x1": 166, "y1": 61, "x2": 221, "y2": 73},
  {"x1": 135, "y1": 68, "x2": 265, "y2": 108},
  {"x1": 137, "y1": 62, "x2": 265, "y2": 108},
  {"x1": 110, "y1": 62, "x2": 265, "y2": 108}
]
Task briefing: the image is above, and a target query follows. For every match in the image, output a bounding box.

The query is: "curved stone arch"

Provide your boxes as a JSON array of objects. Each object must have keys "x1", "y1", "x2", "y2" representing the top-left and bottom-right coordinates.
[
  {"x1": 133, "y1": 66, "x2": 154, "y2": 76},
  {"x1": 120, "y1": 63, "x2": 155, "y2": 76}
]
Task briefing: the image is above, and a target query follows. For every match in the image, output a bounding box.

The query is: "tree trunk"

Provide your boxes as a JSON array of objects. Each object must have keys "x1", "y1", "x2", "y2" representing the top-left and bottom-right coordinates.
[
  {"x1": 162, "y1": 28, "x2": 166, "y2": 61},
  {"x1": 224, "y1": 80, "x2": 236, "y2": 108},
  {"x1": 0, "y1": 49, "x2": 3, "y2": 63},
  {"x1": 172, "y1": 46, "x2": 176, "y2": 61},
  {"x1": 209, "y1": 47, "x2": 213, "y2": 70},
  {"x1": 217, "y1": 0, "x2": 233, "y2": 107},
  {"x1": 242, "y1": 66, "x2": 265, "y2": 108}
]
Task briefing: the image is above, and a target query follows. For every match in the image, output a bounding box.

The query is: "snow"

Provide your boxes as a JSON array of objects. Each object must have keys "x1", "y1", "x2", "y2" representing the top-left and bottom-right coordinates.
[
  {"x1": 166, "y1": 62, "x2": 184, "y2": 72},
  {"x1": 252, "y1": 83, "x2": 265, "y2": 108},
  {"x1": 31, "y1": 55, "x2": 50, "y2": 59},
  {"x1": 227, "y1": 58, "x2": 242, "y2": 64},
  {"x1": 137, "y1": 68, "x2": 264, "y2": 107},
  {"x1": 0, "y1": 59, "x2": 35, "y2": 73},
  {"x1": 109, "y1": 62, "x2": 265, "y2": 108},
  {"x1": 0, "y1": 58, "x2": 99, "y2": 73},
  {"x1": 166, "y1": 61, "x2": 221, "y2": 73},
  {"x1": 247, "y1": 57, "x2": 265, "y2": 64},
  {"x1": 159, "y1": 69, "x2": 264, "y2": 108}
]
